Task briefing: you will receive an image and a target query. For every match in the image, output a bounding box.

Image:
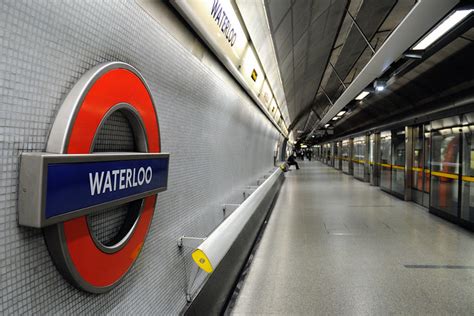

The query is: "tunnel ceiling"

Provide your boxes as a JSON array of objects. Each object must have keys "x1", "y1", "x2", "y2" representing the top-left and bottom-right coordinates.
[
  {"x1": 329, "y1": 27, "x2": 474, "y2": 140},
  {"x1": 264, "y1": 0, "x2": 348, "y2": 125},
  {"x1": 264, "y1": 0, "x2": 417, "y2": 140}
]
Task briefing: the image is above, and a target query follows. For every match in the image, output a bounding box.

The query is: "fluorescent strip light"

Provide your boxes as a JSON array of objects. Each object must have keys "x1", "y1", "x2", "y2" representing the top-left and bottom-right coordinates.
[
  {"x1": 413, "y1": 9, "x2": 474, "y2": 50},
  {"x1": 337, "y1": 111, "x2": 346, "y2": 116},
  {"x1": 332, "y1": 117, "x2": 339, "y2": 121},
  {"x1": 324, "y1": 124, "x2": 330, "y2": 128},
  {"x1": 355, "y1": 91, "x2": 370, "y2": 100}
]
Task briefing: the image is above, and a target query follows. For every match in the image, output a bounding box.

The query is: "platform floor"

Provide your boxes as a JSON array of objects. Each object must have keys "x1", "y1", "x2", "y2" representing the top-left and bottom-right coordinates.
[{"x1": 231, "y1": 161, "x2": 474, "y2": 315}]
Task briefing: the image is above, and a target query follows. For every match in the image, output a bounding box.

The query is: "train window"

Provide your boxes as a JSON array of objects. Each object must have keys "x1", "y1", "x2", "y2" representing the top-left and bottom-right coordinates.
[
  {"x1": 430, "y1": 117, "x2": 461, "y2": 217},
  {"x1": 412, "y1": 126, "x2": 424, "y2": 205},
  {"x1": 380, "y1": 131, "x2": 392, "y2": 191},
  {"x1": 353, "y1": 136, "x2": 366, "y2": 180},
  {"x1": 335, "y1": 142, "x2": 342, "y2": 170},
  {"x1": 461, "y1": 113, "x2": 474, "y2": 224},
  {"x1": 411, "y1": 125, "x2": 431, "y2": 207},
  {"x1": 423, "y1": 124, "x2": 431, "y2": 196},
  {"x1": 412, "y1": 126, "x2": 424, "y2": 192},
  {"x1": 342, "y1": 139, "x2": 350, "y2": 174},
  {"x1": 391, "y1": 129, "x2": 405, "y2": 197}
]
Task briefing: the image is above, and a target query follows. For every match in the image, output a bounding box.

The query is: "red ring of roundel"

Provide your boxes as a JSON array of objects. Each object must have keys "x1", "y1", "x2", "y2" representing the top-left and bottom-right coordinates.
[{"x1": 63, "y1": 68, "x2": 160, "y2": 288}]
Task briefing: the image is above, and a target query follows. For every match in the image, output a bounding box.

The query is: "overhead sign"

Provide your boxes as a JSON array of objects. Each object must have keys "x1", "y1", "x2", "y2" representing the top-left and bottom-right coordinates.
[
  {"x1": 18, "y1": 62, "x2": 168, "y2": 293},
  {"x1": 172, "y1": 0, "x2": 248, "y2": 67}
]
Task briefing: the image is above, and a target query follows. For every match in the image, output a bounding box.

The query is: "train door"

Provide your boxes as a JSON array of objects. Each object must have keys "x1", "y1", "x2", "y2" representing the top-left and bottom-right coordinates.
[
  {"x1": 335, "y1": 141, "x2": 342, "y2": 170},
  {"x1": 430, "y1": 116, "x2": 461, "y2": 219},
  {"x1": 322, "y1": 145, "x2": 326, "y2": 163},
  {"x1": 391, "y1": 128, "x2": 406, "y2": 199},
  {"x1": 411, "y1": 124, "x2": 431, "y2": 207},
  {"x1": 461, "y1": 113, "x2": 474, "y2": 228},
  {"x1": 369, "y1": 133, "x2": 380, "y2": 186},
  {"x1": 342, "y1": 139, "x2": 350, "y2": 174},
  {"x1": 353, "y1": 136, "x2": 366, "y2": 181},
  {"x1": 364, "y1": 135, "x2": 370, "y2": 182},
  {"x1": 348, "y1": 138, "x2": 354, "y2": 175},
  {"x1": 423, "y1": 125, "x2": 431, "y2": 207},
  {"x1": 380, "y1": 131, "x2": 392, "y2": 192},
  {"x1": 316, "y1": 145, "x2": 321, "y2": 160},
  {"x1": 412, "y1": 125, "x2": 424, "y2": 205},
  {"x1": 326, "y1": 143, "x2": 331, "y2": 165},
  {"x1": 331, "y1": 142, "x2": 336, "y2": 167}
]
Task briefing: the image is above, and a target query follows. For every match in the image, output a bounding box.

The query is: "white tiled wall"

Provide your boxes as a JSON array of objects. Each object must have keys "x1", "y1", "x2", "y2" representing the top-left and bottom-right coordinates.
[{"x1": 0, "y1": 1, "x2": 281, "y2": 314}]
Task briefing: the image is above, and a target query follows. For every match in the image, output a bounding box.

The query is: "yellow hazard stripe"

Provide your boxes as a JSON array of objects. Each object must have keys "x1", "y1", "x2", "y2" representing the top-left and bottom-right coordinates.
[
  {"x1": 412, "y1": 168, "x2": 431, "y2": 173},
  {"x1": 381, "y1": 163, "x2": 391, "y2": 168},
  {"x1": 392, "y1": 165, "x2": 405, "y2": 170},
  {"x1": 462, "y1": 176, "x2": 474, "y2": 182},
  {"x1": 431, "y1": 171, "x2": 459, "y2": 180}
]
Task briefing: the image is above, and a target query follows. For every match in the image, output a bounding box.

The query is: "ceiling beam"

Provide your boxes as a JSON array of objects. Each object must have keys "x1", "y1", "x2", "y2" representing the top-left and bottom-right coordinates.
[{"x1": 316, "y1": 0, "x2": 460, "y2": 129}]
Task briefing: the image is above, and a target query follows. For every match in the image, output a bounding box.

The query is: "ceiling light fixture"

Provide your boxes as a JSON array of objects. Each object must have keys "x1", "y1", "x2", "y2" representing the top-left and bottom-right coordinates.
[
  {"x1": 337, "y1": 110, "x2": 346, "y2": 116},
  {"x1": 332, "y1": 117, "x2": 339, "y2": 121},
  {"x1": 412, "y1": 9, "x2": 474, "y2": 51},
  {"x1": 324, "y1": 123, "x2": 330, "y2": 128},
  {"x1": 404, "y1": 51, "x2": 423, "y2": 59},
  {"x1": 373, "y1": 79, "x2": 386, "y2": 92},
  {"x1": 355, "y1": 91, "x2": 370, "y2": 100}
]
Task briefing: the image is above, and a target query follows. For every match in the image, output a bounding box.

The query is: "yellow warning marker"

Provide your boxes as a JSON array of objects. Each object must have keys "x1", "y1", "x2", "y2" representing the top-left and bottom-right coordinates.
[
  {"x1": 192, "y1": 249, "x2": 213, "y2": 273},
  {"x1": 462, "y1": 175, "x2": 474, "y2": 182},
  {"x1": 392, "y1": 165, "x2": 405, "y2": 170},
  {"x1": 251, "y1": 69, "x2": 258, "y2": 82},
  {"x1": 431, "y1": 171, "x2": 459, "y2": 179}
]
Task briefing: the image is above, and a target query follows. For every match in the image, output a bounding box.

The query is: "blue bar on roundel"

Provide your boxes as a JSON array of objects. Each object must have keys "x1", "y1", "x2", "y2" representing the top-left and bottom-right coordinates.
[{"x1": 45, "y1": 157, "x2": 169, "y2": 219}]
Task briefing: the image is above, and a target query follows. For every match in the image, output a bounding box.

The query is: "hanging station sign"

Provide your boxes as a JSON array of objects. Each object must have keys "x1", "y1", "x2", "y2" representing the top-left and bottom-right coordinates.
[
  {"x1": 172, "y1": 0, "x2": 248, "y2": 67},
  {"x1": 18, "y1": 62, "x2": 169, "y2": 293},
  {"x1": 171, "y1": 0, "x2": 288, "y2": 137}
]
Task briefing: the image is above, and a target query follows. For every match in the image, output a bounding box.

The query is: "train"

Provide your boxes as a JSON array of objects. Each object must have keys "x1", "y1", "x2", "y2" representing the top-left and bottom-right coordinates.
[{"x1": 314, "y1": 112, "x2": 474, "y2": 231}]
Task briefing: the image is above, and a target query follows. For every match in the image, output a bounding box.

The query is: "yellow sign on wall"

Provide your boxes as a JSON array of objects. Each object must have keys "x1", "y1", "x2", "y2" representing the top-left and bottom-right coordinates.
[{"x1": 251, "y1": 69, "x2": 257, "y2": 82}]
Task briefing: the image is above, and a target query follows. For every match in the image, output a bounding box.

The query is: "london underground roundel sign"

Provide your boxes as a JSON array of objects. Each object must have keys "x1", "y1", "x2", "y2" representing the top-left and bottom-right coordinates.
[{"x1": 18, "y1": 62, "x2": 169, "y2": 293}]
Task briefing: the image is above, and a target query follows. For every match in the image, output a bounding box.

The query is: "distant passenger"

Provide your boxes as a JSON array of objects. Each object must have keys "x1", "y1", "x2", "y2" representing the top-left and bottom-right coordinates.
[{"x1": 287, "y1": 154, "x2": 300, "y2": 170}]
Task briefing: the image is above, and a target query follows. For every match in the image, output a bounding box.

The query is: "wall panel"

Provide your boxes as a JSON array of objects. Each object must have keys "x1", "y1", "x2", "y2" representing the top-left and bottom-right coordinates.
[{"x1": 0, "y1": 1, "x2": 281, "y2": 314}]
